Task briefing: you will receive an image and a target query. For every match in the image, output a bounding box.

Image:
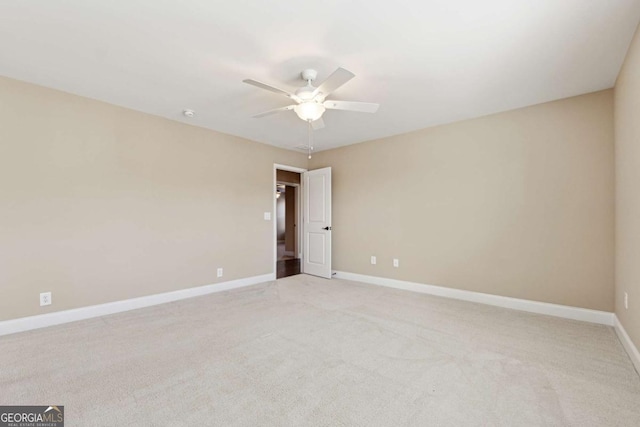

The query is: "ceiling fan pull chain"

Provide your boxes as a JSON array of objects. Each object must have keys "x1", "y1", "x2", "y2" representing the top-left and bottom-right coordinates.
[{"x1": 308, "y1": 120, "x2": 312, "y2": 159}]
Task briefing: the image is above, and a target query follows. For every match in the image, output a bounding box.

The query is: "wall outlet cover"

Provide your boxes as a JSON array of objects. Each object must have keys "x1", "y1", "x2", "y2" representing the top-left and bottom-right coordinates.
[
  {"x1": 40, "y1": 292, "x2": 52, "y2": 306},
  {"x1": 393, "y1": 258, "x2": 399, "y2": 267},
  {"x1": 217, "y1": 268, "x2": 223, "y2": 278},
  {"x1": 371, "y1": 256, "x2": 377, "y2": 265}
]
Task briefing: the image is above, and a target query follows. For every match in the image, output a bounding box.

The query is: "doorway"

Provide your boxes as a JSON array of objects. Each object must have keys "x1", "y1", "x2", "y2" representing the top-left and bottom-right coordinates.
[{"x1": 275, "y1": 168, "x2": 302, "y2": 278}]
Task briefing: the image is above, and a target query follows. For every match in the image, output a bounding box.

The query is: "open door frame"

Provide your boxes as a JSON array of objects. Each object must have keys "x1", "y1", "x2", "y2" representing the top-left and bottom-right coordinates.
[
  {"x1": 273, "y1": 164, "x2": 307, "y2": 275},
  {"x1": 276, "y1": 181, "x2": 301, "y2": 258}
]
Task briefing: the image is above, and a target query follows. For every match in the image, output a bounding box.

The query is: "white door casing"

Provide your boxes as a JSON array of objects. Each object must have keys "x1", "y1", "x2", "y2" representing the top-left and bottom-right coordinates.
[
  {"x1": 274, "y1": 164, "x2": 306, "y2": 273},
  {"x1": 303, "y1": 167, "x2": 332, "y2": 278}
]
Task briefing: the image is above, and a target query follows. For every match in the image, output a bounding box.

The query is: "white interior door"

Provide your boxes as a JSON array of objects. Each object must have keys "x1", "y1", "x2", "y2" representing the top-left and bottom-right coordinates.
[{"x1": 303, "y1": 167, "x2": 332, "y2": 278}]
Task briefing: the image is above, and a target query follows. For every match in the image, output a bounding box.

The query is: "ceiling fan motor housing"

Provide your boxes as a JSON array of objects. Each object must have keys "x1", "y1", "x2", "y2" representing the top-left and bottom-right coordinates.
[
  {"x1": 295, "y1": 85, "x2": 315, "y2": 100},
  {"x1": 296, "y1": 69, "x2": 319, "y2": 101}
]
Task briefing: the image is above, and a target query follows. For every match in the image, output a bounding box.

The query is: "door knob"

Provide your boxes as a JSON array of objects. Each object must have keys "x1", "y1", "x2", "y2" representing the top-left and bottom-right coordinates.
[{"x1": 322, "y1": 226, "x2": 332, "y2": 231}]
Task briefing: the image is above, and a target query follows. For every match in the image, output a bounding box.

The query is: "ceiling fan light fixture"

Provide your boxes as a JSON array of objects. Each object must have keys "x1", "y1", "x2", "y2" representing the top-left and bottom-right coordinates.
[{"x1": 294, "y1": 101, "x2": 325, "y2": 122}]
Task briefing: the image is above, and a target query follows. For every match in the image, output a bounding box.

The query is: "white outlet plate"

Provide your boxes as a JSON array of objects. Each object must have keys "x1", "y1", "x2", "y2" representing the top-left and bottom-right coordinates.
[
  {"x1": 217, "y1": 268, "x2": 223, "y2": 278},
  {"x1": 393, "y1": 258, "x2": 399, "y2": 268},
  {"x1": 263, "y1": 212, "x2": 271, "y2": 221},
  {"x1": 624, "y1": 292, "x2": 628, "y2": 309},
  {"x1": 370, "y1": 256, "x2": 376, "y2": 265},
  {"x1": 40, "y1": 292, "x2": 52, "y2": 306}
]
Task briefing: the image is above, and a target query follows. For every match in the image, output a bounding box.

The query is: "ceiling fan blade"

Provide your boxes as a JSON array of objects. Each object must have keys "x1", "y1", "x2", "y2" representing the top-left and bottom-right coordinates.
[
  {"x1": 312, "y1": 68, "x2": 355, "y2": 99},
  {"x1": 311, "y1": 118, "x2": 325, "y2": 130},
  {"x1": 323, "y1": 100, "x2": 379, "y2": 113},
  {"x1": 252, "y1": 105, "x2": 295, "y2": 118},
  {"x1": 243, "y1": 79, "x2": 301, "y2": 103}
]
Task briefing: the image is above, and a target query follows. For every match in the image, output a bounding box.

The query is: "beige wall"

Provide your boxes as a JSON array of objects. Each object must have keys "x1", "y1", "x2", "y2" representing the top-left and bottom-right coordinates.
[
  {"x1": 615, "y1": 23, "x2": 640, "y2": 350},
  {"x1": 310, "y1": 90, "x2": 614, "y2": 311},
  {"x1": 0, "y1": 75, "x2": 618, "y2": 322},
  {"x1": 0, "y1": 76, "x2": 307, "y2": 321}
]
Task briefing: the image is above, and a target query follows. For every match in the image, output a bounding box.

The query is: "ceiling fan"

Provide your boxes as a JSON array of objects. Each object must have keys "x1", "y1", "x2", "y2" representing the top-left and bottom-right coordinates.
[{"x1": 243, "y1": 67, "x2": 379, "y2": 130}]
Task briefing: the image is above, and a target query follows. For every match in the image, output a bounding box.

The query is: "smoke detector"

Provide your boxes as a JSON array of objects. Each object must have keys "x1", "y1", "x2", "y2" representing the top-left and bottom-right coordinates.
[{"x1": 183, "y1": 109, "x2": 195, "y2": 118}]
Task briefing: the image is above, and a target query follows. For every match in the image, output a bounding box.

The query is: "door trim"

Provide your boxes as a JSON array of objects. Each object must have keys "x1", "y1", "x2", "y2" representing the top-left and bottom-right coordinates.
[
  {"x1": 276, "y1": 181, "x2": 301, "y2": 258},
  {"x1": 273, "y1": 164, "x2": 307, "y2": 275}
]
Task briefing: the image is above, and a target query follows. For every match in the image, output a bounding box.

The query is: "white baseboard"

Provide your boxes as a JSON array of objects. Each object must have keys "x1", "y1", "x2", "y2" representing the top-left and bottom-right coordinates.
[
  {"x1": 0, "y1": 273, "x2": 275, "y2": 337},
  {"x1": 334, "y1": 271, "x2": 615, "y2": 326},
  {"x1": 614, "y1": 315, "x2": 640, "y2": 375}
]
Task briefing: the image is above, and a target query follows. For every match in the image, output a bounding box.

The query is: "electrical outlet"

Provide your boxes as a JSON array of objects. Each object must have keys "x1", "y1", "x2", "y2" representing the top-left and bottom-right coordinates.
[
  {"x1": 624, "y1": 292, "x2": 628, "y2": 310},
  {"x1": 393, "y1": 258, "x2": 399, "y2": 268},
  {"x1": 40, "y1": 292, "x2": 52, "y2": 306},
  {"x1": 217, "y1": 268, "x2": 223, "y2": 278},
  {"x1": 370, "y1": 256, "x2": 376, "y2": 265},
  {"x1": 263, "y1": 212, "x2": 271, "y2": 221}
]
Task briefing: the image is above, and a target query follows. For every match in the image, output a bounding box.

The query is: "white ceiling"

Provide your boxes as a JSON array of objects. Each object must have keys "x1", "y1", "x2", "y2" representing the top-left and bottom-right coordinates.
[{"x1": 1, "y1": 1, "x2": 639, "y2": 152}]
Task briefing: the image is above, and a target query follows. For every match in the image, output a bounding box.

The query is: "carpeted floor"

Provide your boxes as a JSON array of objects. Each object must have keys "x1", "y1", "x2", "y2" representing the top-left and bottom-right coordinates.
[{"x1": 1, "y1": 274, "x2": 639, "y2": 426}]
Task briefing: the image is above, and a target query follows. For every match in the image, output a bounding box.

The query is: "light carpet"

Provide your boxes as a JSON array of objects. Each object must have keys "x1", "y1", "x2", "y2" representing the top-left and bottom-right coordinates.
[{"x1": 1, "y1": 274, "x2": 639, "y2": 426}]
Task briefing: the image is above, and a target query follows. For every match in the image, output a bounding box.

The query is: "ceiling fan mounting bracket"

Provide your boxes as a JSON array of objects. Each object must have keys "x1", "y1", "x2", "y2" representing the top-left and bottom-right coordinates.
[{"x1": 301, "y1": 69, "x2": 318, "y2": 82}]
